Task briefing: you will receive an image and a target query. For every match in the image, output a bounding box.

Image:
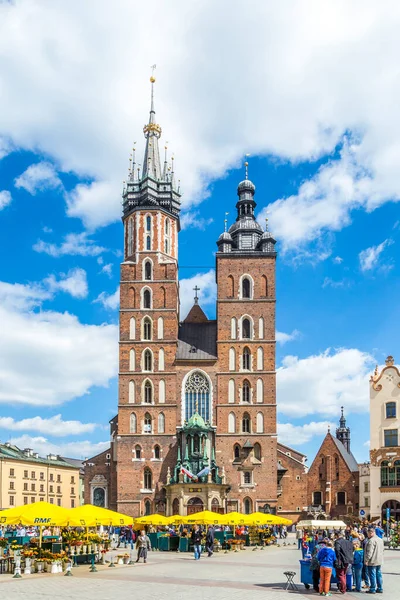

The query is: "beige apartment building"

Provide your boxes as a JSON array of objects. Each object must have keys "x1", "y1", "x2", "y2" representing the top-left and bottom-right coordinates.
[{"x1": 0, "y1": 443, "x2": 82, "y2": 509}]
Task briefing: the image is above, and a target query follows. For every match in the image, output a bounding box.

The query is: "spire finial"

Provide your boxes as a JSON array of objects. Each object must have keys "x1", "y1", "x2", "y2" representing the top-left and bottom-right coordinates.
[
  {"x1": 150, "y1": 64, "x2": 156, "y2": 112},
  {"x1": 224, "y1": 212, "x2": 229, "y2": 232},
  {"x1": 341, "y1": 406, "x2": 344, "y2": 418},
  {"x1": 193, "y1": 285, "x2": 200, "y2": 304},
  {"x1": 244, "y1": 154, "x2": 250, "y2": 180}
]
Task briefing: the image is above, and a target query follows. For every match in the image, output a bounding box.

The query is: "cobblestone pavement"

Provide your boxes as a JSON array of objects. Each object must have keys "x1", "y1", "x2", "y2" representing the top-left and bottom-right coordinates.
[{"x1": 1, "y1": 542, "x2": 399, "y2": 600}]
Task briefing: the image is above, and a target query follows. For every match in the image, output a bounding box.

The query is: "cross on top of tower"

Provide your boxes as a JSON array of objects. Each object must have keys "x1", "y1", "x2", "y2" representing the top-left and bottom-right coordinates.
[{"x1": 193, "y1": 285, "x2": 200, "y2": 304}]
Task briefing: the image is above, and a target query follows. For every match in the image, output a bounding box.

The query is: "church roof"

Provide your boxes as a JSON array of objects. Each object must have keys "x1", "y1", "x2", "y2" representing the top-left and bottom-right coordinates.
[
  {"x1": 331, "y1": 436, "x2": 359, "y2": 473},
  {"x1": 177, "y1": 321, "x2": 217, "y2": 361},
  {"x1": 183, "y1": 303, "x2": 209, "y2": 324}
]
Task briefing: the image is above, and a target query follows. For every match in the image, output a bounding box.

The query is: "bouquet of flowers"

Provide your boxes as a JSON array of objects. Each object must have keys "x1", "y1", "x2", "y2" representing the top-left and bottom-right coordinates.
[{"x1": 0, "y1": 538, "x2": 8, "y2": 548}]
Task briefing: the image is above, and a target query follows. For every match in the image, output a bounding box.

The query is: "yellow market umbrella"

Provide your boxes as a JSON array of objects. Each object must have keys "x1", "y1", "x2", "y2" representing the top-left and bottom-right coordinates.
[
  {"x1": 133, "y1": 514, "x2": 169, "y2": 527},
  {"x1": 65, "y1": 504, "x2": 133, "y2": 527},
  {"x1": 218, "y1": 511, "x2": 249, "y2": 526},
  {"x1": 180, "y1": 510, "x2": 225, "y2": 525},
  {"x1": 249, "y1": 512, "x2": 293, "y2": 526},
  {"x1": 0, "y1": 501, "x2": 69, "y2": 547}
]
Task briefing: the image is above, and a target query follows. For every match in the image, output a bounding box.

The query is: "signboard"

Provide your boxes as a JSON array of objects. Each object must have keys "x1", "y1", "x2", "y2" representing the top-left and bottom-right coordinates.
[
  {"x1": 359, "y1": 509, "x2": 366, "y2": 517},
  {"x1": 386, "y1": 507, "x2": 391, "y2": 520}
]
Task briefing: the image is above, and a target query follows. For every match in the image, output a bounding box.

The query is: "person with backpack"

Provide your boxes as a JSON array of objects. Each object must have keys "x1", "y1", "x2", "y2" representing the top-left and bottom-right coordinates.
[{"x1": 334, "y1": 532, "x2": 354, "y2": 594}]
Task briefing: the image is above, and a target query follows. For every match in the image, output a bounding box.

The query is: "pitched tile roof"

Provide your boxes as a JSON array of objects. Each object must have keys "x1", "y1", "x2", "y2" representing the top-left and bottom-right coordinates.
[
  {"x1": 176, "y1": 321, "x2": 217, "y2": 361},
  {"x1": 332, "y1": 436, "x2": 359, "y2": 473}
]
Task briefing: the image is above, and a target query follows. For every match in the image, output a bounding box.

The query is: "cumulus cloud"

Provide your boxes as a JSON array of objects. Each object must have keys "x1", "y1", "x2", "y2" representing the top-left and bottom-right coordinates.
[
  {"x1": 179, "y1": 270, "x2": 217, "y2": 320},
  {"x1": 0, "y1": 190, "x2": 12, "y2": 210},
  {"x1": 94, "y1": 287, "x2": 120, "y2": 310},
  {"x1": 0, "y1": 280, "x2": 118, "y2": 406},
  {"x1": 1, "y1": 1, "x2": 400, "y2": 244},
  {"x1": 14, "y1": 161, "x2": 62, "y2": 195},
  {"x1": 322, "y1": 277, "x2": 351, "y2": 289},
  {"x1": 0, "y1": 415, "x2": 98, "y2": 437},
  {"x1": 333, "y1": 256, "x2": 344, "y2": 264},
  {"x1": 8, "y1": 435, "x2": 109, "y2": 460},
  {"x1": 99, "y1": 263, "x2": 113, "y2": 278},
  {"x1": 33, "y1": 232, "x2": 106, "y2": 257},
  {"x1": 359, "y1": 238, "x2": 394, "y2": 272},
  {"x1": 44, "y1": 267, "x2": 88, "y2": 299},
  {"x1": 278, "y1": 421, "x2": 335, "y2": 445},
  {"x1": 277, "y1": 348, "x2": 374, "y2": 417},
  {"x1": 276, "y1": 329, "x2": 301, "y2": 345},
  {"x1": 180, "y1": 211, "x2": 213, "y2": 231}
]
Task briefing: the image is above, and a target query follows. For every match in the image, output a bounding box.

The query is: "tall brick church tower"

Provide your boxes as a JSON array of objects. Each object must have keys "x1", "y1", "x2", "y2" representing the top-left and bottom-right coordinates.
[{"x1": 86, "y1": 79, "x2": 278, "y2": 517}]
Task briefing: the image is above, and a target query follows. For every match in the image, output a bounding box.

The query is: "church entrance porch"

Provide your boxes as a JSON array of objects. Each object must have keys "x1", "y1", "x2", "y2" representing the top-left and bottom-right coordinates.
[
  {"x1": 187, "y1": 497, "x2": 204, "y2": 515},
  {"x1": 164, "y1": 481, "x2": 230, "y2": 516}
]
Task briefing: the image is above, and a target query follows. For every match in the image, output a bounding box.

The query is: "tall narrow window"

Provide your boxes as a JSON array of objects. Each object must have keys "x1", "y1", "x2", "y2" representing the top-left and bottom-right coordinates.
[
  {"x1": 242, "y1": 380, "x2": 251, "y2": 403},
  {"x1": 129, "y1": 317, "x2": 136, "y2": 340},
  {"x1": 242, "y1": 347, "x2": 251, "y2": 370},
  {"x1": 256, "y1": 412, "x2": 264, "y2": 433},
  {"x1": 160, "y1": 287, "x2": 166, "y2": 308},
  {"x1": 144, "y1": 413, "x2": 152, "y2": 433},
  {"x1": 257, "y1": 347, "x2": 263, "y2": 370},
  {"x1": 146, "y1": 215, "x2": 152, "y2": 232},
  {"x1": 143, "y1": 349, "x2": 153, "y2": 371},
  {"x1": 146, "y1": 236, "x2": 151, "y2": 251},
  {"x1": 258, "y1": 317, "x2": 264, "y2": 339},
  {"x1": 256, "y1": 378, "x2": 263, "y2": 403},
  {"x1": 159, "y1": 348, "x2": 165, "y2": 371},
  {"x1": 129, "y1": 287, "x2": 136, "y2": 308},
  {"x1": 128, "y1": 380, "x2": 135, "y2": 404},
  {"x1": 159, "y1": 379, "x2": 165, "y2": 403},
  {"x1": 144, "y1": 381, "x2": 153, "y2": 404},
  {"x1": 254, "y1": 443, "x2": 261, "y2": 460},
  {"x1": 228, "y1": 275, "x2": 234, "y2": 298},
  {"x1": 158, "y1": 412, "x2": 165, "y2": 434},
  {"x1": 234, "y1": 444, "x2": 240, "y2": 460},
  {"x1": 242, "y1": 277, "x2": 251, "y2": 299},
  {"x1": 165, "y1": 219, "x2": 170, "y2": 235},
  {"x1": 229, "y1": 348, "x2": 236, "y2": 371},
  {"x1": 228, "y1": 379, "x2": 235, "y2": 403},
  {"x1": 127, "y1": 218, "x2": 133, "y2": 256},
  {"x1": 242, "y1": 318, "x2": 251, "y2": 339},
  {"x1": 135, "y1": 445, "x2": 141, "y2": 459},
  {"x1": 158, "y1": 317, "x2": 164, "y2": 339},
  {"x1": 242, "y1": 413, "x2": 251, "y2": 433},
  {"x1": 228, "y1": 412, "x2": 236, "y2": 433},
  {"x1": 144, "y1": 260, "x2": 152, "y2": 280},
  {"x1": 143, "y1": 289, "x2": 151, "y2": 309},
  {"x1": 144, "y1": 468, "x2": 152, "y2": 489},
  {"x1": 143, "y1": 317, "x2": 152, "y2": 340},
  {"x1": 243, "y1": 497, "x2": 252, "y2": 514},
  {"x1": 130, "y1": 413, "x2": 137, "y2": 433},
  {"x1": 154, "y1": 445, "x2": 161, "y2": 459},
  {"x1": 231, "y1": 317, "x2": 237, "y2": 339},
  {"x1": 262, "y1": 275, "x2": 268, "y2": 297},
  {"x1": 386, "y1": 402, "x2": 396, "y2": 419},
  {"x1": 129, "y1": 349, "x2": 135, "y2": 371}
]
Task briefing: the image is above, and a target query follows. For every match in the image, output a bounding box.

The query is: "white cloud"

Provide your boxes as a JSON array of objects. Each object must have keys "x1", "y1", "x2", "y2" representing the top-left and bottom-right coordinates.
[
  {"x1": 359, "y1": 238, "x2": 394, "y2": 272},
  {"x1": 42, "y1": 226, "x2": 53, "y2": 233},
  {"x1": 322, "y1": 277, "x2": 351, "y2": 289},
  {"x1": 333, "y1": 256, "x2": 343, "y2": 264},
  {"x1": 364, "y1": 440, "x2": 371, "y2": 448},
  {"x1": 94, "y1": 287, "x2": 120, "y2": 310},
  {"x1": 99, "y1": 263, "x2": 113, "y2": 278},
  {"x1": 0, "y1": 137, "x2": 12, "y2": 160},
  {"x1": 44, "y1": 267, "x2": 88, "y2": 299},
  {"x1": 179, "y1": 270, "x2": 217, "y2": 320},
  {"x1": 277, "y1": 348, "x2": 374, "y2": 417},
  {"x1": 8, "y1": 435, "x2": 109, "y2": 460},
  {"x1": 278, "y1": 421, "x2": 334, "y2": 445},
  {"x1": 181, "y1": 211, "x2": 213, "y2": 231},
  {"x1": 0, "y1": 190, "x2": 12, "y2": 210},
  {"x1": 276, "y1": 329, "x2": 301, "y2": 345},
  {"x1": 14, "y1": 161, "x2": 62, "y2": 195},
  {"x1": 33, "y1": 232, "x2": 106, "y2": 257},
  {"x1": 0, "y1": 414, "x2": 98, "y2": 437},
  {"x1": 1, "y1": 1, "x2": 400, "y2": 239},
  {"x1": 0, "y1": 280, "x2": 118, "y2": 406}
]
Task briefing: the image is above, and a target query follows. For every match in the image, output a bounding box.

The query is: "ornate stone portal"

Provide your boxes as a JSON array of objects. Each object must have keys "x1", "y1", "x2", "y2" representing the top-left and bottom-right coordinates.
[{"x1": 164, "y1": 410, "x2": 230, "y2": 515}]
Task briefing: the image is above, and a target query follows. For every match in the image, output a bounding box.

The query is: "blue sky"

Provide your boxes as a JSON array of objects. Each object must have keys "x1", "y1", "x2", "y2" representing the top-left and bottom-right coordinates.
[{"x1": 1, "y1": 1, "x2": 400, "y2": 466}]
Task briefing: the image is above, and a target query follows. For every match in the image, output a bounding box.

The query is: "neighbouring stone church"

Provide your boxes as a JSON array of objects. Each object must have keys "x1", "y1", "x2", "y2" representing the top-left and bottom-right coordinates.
[{"x1": 84, "y1": 76, "x2": 281, "y2": 517}]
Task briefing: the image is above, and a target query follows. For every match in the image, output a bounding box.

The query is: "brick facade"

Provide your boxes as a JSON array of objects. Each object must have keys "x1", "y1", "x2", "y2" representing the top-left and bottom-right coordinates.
[{"x1": 277, "y1": 443, "x2": 308, "y2": 523}]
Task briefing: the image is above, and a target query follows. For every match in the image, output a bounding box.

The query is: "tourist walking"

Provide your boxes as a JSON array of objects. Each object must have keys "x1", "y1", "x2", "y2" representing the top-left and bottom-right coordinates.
[
  {"x1": 317, "y1": 539, "x2": 336, "y2": 596},
  {"x1": 135, "y1": 529, "x2": 151, "y2": 563},
  {"x1": 352, "y1": 540, "x2": 364, "y2": 592},
  {"x1": 365, "y1": 527, "x2": 384, "y2": 594},
  {"x1": 296, "y1": 527, "x2": 302, "y2": 550},
  {"x1": 191, "y1": 524, "x2": 202, "y2": 560},
  {"x1": 334, "y1": 532, "x2": 354, "y2": 594},
  {"x1": 206, "y1": 525, "x2": 215, "y2": 557}
]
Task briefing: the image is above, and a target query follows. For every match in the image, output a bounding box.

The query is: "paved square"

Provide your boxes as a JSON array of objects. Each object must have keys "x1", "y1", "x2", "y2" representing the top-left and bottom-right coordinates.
[{"x1": 0, "y1": 543, "x2": 399, "y2": 599}]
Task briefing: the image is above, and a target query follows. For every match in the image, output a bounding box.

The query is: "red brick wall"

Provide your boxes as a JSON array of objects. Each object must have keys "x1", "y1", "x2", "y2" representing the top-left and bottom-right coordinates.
[{"x1": 277, "y1": 444, "x2": 308, "y2": 523}]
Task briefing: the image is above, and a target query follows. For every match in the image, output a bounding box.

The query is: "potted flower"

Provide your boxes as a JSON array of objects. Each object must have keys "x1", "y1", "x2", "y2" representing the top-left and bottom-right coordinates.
[
  {"x1": 0, "y1": 537, "x2": 8, "y2": 558},
  {"x1": 116, "y1": 554, "x2": 125, "y2": 565}
]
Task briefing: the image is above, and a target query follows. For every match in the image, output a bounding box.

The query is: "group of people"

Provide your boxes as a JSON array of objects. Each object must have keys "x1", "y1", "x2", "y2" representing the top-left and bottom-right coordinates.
[
  {"x1": 190, "y1": 524, "x2": 215, "y2": 560},
  {"x1": 309, "y1": 527, "x2": 384, "y2": 596}
]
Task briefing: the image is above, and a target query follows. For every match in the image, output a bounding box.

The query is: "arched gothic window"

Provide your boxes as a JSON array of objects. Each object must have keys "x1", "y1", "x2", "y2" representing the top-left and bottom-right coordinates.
[
  {"x1": 158, "y1": 413, "x2": 165, "y2": 434},
  {"x1": 242, "y1": 318, "x2": 251, "y2": 339},
  {"x1": 242, "y1": 277, "x2": 251, "y2": 299},
  {"x1": 154, "y1": 445, "x2": 161, "y2": 460},
  {"x1": 144, "y1": 381, "x2": 153, "y2": 404},
  {"x1": 143, "y1": 349, "x2": 153, "y2": 371},
  {"x1": 228, "y1": 379, "x2": 235, "y2": 403},
  {"x1": 243, "y1": 497, "x2": 252, "y2": 514},
  {"x1": 242, "y1": 347, "x2": 251, "y2": 370},
  {"x1": 127, "y1": 218, "x2": 133, "y2": 256},
  {"x1": 144, "y1": 499, "x2": 151, "y2": 515},
  {"x1": 129, "y1": 317, "x2": 136, "y2": 340},
  {"x1": 254, "y1": 443, "x2": 261, "y2": 460},
  {"x1": 128, "y1": 380, "x2": 135, "y2": 404},
  {"x1": 256, "y1": 412, "x2": 264, "y2": 433},
  {"x1": 130, "y1": 413, "x2": 137, "y2": 433},
  {"x1": 143, "y1": 317, "x2": 152, "y2": 340},
  {"x1": 228, "y1": 412, "x2": 236, "y2": 433},
  {"x1": 228, "y1": 275, "x2": 234, "y2": 298},
  {"x1": 144, "y1": 468, "x2": 152, "y2": 490},
  {"x1": 143, "y1": 289, "x2": 151, "y2": 309},
  {"x1": 242, "y1": 413, "x2": 251, "y2": 433},
  {"x1": 234, "y1": 444, "x2": 241, "y2": 460},
  {"x1": 146, "y1": 235, "x2": 151, "y2": 251},
  {"x1": 144, "y1": 260, "x2": 152, "y2": 280},
  {"x1": 144, "y1": 412, "x2": 152, "y2": 433},
  {"x1": 135, "y1": 445, "x2": 141, "y2": 459},
  {"x1": 184, "y1": 371, "x2": 211, "y2": 422},
  {"x1": 242, "y1": 380, "x2": 251, "y2": 403},
  {"x1": 146, "y1": 215, "x2": 151, "y2": 232}
]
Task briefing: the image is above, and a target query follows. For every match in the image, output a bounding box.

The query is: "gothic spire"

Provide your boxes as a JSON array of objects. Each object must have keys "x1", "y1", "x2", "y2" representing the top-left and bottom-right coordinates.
[
  {"x1": 336, "y1": 406, "x2": 351, "y2": 453},
  {"x1": 142, "y1": 73, "x2": 162, "y2": 180}
]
